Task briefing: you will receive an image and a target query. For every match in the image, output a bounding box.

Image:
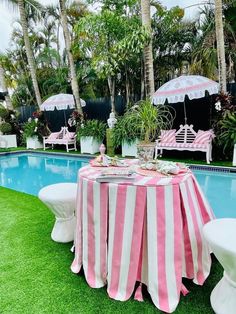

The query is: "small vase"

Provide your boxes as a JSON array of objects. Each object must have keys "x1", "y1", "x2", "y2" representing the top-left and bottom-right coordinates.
[
  {"x1": 99, "y1": 143, "x2": 106, "y2": 155},
  {"x1": 137, "y1": 142, "x2": 155, "y2": 163}
]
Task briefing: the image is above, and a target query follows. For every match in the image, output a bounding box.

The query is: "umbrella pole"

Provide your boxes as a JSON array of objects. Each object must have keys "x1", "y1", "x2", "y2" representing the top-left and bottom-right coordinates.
[
  {"x1": 183, "y1": 100, "x2": 187, "y2": 124},
  {"x1": 63, "y1": 110, "x2": 67, "y2": 127}
]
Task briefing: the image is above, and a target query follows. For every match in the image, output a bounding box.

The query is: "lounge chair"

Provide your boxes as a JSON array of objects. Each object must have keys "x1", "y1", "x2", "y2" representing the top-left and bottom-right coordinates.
[{"x1": 43, "y1": 127, "x2": 77, "y2": 153}]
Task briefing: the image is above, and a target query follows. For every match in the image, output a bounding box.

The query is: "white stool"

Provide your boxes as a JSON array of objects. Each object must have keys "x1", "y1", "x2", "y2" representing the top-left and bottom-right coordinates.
[
  {"x1": 38, "y1": 183, "x2": 77, "y2": 243},
  {"x1": 203, "y1": 218, "x2": 236, "y2": 314}
]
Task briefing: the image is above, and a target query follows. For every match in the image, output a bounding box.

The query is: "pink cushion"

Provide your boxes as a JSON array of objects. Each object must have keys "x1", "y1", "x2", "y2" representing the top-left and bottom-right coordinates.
[
  {"x1": 48, "y1": 132, "x2": 59, "y2": 140},
  {"x1": 193, "y1": 130, "x2": 213, "y2": 144},
  {"x1": 160, "y1": 129, "x2": 176, "y2": 143},
  {"x1": 64, "y1": 132, "x2": 75, "y2": 140}
]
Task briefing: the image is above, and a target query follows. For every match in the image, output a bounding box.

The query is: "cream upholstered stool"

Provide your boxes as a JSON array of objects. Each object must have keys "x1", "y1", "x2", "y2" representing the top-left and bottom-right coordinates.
[
  {"x1": 203, "y1": 218, "x2": 236, "y2": 314},
  {"x1": 38, "y1": 183, "x2": 77, "y2": 243}
]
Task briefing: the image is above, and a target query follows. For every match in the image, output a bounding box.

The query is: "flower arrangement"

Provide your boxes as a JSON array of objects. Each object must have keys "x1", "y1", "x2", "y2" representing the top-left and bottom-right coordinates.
[
  {"x1": 214, "y1": 92, "x2": 235, "y2": 115},
  {"x1": 68, "y1": 110, "x2": 84, "y2": 130},
  {"x1": 22, "y1": 111, "x2": 50, "y2": 144}
]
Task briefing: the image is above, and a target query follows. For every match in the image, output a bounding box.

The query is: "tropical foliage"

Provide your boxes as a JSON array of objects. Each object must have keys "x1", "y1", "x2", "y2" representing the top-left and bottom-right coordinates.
[
  {"x1": 22, "y1": 111, "x2": 50, "y2": 143},
  {"x1": 0, "y1": 0, "x2": 236, "y2": 161},
  {"x1": 1, "y1": 0, "x2": 221, "y2": 109},
  {"x1": 218, "y1": 112, "x2": 236, "y2": 152},
  {"x1": 112, "y1": 100, "x2": 175, "y2": 147},
  {"x1": 77, "y1": 119, "x2": 107, "y2": 142}
]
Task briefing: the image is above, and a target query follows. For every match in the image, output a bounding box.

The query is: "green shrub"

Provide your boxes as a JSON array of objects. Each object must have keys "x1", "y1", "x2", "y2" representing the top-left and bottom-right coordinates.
[
  {"x1": 0, "y1": 122, "x2": 12, "y2": 135},
  {"x1": 112, "y1": 115, "x2": 140, "y2": 148},
  {"x1": 0, "y1": 107, "x2": 10, "y2": 120},
  {"x1": 77, "y1": 119, "x2": 106, "y2": 142},
  {"x1": 218, "y1": 111, "x2": 236, "y2": 153}
]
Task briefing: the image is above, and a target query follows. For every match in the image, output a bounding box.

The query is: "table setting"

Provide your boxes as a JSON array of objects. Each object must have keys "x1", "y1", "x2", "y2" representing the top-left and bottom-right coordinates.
[{"x1": 71, "y1": 146, "x2": 215, "y2": 313}]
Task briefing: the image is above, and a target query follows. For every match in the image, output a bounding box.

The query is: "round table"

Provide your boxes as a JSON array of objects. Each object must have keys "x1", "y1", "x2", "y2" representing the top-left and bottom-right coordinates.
[{"x1": 71, "y1": 161, "x2": 214, "y2": 313}]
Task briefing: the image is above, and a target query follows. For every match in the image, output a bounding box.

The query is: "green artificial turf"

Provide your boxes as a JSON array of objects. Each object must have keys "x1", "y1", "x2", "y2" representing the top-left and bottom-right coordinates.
[{"x1": 0, "y1": 187, "x2": 222, "y2": 313}]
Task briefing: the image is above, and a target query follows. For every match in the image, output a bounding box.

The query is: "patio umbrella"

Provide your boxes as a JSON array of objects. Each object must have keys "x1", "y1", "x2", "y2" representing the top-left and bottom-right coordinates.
[
  {"x1": 152, "y1": 75, "x2": 219, "y2": 123},
  {"x1": 40, "y1": 93, "x2": 86, "y2": 125}
]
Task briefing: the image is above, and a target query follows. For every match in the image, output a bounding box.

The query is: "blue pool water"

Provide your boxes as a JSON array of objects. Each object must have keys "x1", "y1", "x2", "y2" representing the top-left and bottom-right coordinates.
[
  {"x1": 194, "y1": 169, "x2": 236, "y2": 218},
  {"x1": 0, "y1": 153, "x2": 235, "y2": 218},
  {"x1": 0, "y1": 153, "x2": 89, "y2": 196}
]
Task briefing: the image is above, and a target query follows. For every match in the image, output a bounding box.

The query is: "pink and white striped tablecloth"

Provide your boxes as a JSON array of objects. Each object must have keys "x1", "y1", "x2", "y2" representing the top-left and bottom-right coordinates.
[{"x1": 71, "y1": 162, "x2": 214, "y2": 313}]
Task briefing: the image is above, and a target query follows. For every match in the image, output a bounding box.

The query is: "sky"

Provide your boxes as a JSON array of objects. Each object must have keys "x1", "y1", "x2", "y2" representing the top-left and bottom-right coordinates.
[{"x1": 0, "y1": 0, "x2": 206, "y2": 53}]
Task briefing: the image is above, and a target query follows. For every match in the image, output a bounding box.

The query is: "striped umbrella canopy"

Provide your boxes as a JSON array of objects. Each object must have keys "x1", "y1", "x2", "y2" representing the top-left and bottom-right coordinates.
[
  {"x1": 152, "y1": 75, "x2": 219, "y2": 123},
  {"x1": 40, "y1": 93, "x2": 86, "y2": 111}
]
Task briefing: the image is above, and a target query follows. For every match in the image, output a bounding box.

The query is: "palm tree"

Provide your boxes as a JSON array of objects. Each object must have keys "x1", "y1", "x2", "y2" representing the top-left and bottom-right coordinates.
[
  {"x1": 141, "y1": 0, "x2": 155, "y2": 98},
  {"x1": 3, "y1": 0, "x2": 42, "y2": 107},
  {"x1": 215, "y1": 0, "x2": 227, "y2": 92},
  {"x1": 0, "y1": 55, "x2": 13, "y2": 109},
  {"x1": 59, "y1": 0, "x2": 83, "y2": 116}
]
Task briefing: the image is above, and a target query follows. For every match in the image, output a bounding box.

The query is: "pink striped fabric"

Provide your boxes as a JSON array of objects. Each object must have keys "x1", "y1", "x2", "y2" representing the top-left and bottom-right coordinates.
[
  {"x1": 156, "y1": 142, "x2": 207, "y2": 148},
  {"x1": 160, "y1": 130, "x2": 176, "y2": 143},
  {"x1": 71, "y1": 163, "x2": 213, "y2": 313},
  {"x1": 193, "y1": 130, "x2": 213, "y2": 144}
]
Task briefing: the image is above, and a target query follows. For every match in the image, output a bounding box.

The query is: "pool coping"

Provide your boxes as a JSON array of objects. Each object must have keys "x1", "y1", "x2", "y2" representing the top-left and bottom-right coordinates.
[
  {"x1": 0, "y1": 150, "x2": 236, "y2": 173},
  {"x1": 0, "y1": 149, "x2": 94, "y2": 160}
]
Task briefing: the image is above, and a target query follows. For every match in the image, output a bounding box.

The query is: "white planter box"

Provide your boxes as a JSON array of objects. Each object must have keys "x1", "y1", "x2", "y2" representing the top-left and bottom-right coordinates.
[
  {"x1": 0, "y1": 134, "x2": 17, "y2": 148},
  {"x1": 233, "y1": 144, "x2": 236, "y2": 166},
  {"x1": 26, "y1": 137, "x2": 43, "y2": 149},
  {"x1": 122, "y1": 139, "x2": 139, "y2": 157},
  {"x1": 80, "y1": 136, "x2": 101, "y2": 154}
]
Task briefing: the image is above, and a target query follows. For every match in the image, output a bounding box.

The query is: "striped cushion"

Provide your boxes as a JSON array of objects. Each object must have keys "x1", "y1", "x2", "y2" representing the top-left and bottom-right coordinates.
[
  {"x1": 156, "y1": 142, "x2": 207, "y2": 149},
  {"x1": 193, "y1": 130, "x2": 213, "y2": 144},
  {"x1": 160, "y1": 130, "x2": 176, "y2": 143}
]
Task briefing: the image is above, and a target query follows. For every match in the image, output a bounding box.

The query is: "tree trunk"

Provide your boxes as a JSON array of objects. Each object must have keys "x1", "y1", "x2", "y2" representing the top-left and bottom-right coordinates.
[
  {"x1": 56, "y1": 23, "x2": 61, "y2": 68},
  {"x1": 0, "y1": 65, "x2": 13, "y2": 109},
  {"x1": 59, "y1": 0, "x2": 83, "y2": 116},
  {"x1": 215, "y1": 0, "x2": 227, "y2": 92},
  {"x1": 108, "y1": 76, "x2": 115, "y2": 113},
  {"x1": 141, "y1": 0, "x2": 155, "y2": 98},
  {"x1": 141, "y1": 57, "x2": 145, "y2": 100},
  {"x1": 18, "y1": 0, "x2": 42, "y2": 107},
  {"x1": 125, "y1": 67, "x2": 130, "y2": 105}
]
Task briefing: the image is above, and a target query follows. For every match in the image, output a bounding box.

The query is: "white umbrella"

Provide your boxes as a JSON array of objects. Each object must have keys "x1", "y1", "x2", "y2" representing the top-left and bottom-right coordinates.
[
  {"x1": 40, "y1": 93, "x2": 86, "y2": 126},
  {"x1": 152, "y1": 75, "x2": 219, "y2": 123},
  {"x1": 40, "y1": 93, "x2": 86, "y2": 111}
]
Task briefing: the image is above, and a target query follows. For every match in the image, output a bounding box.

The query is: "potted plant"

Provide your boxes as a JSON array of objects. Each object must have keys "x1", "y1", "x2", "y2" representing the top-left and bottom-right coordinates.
[
  {"x1": 77, "y1": 119, "x2": 106, "y2": 154},
  {"x1": 112, "y1": 114, "x2": 141, "y2": 157},
  {"x1": 22, "y1": 111, "x2": 49, "y2": 149},
  {"x1": 0, "y1": 106, "x2": 18, "y2": 148},
  {"x1": 114, "y1": 100, "x2": 174, "y2": 162},
  {"x1": 0, "y1": 122, "x2": 17, "y2": 148}
]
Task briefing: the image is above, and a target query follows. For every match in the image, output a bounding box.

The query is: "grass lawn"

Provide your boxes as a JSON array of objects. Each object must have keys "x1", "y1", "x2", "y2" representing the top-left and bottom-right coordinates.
[{"x1": 0, "y1": 186, "x2": 222, "y2": 314}]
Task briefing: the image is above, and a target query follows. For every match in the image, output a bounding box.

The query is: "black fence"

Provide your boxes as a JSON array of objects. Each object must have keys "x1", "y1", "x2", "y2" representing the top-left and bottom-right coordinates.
[
  {"x1": 17, "y1": 83, "x2": 236, "y2": 133},
  {"x1": 17, "y1": 96, "x2": 126, "y2": 132}
]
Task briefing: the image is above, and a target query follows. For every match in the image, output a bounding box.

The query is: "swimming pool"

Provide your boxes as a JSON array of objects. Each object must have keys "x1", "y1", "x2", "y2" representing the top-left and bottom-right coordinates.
[
  {"x1": 0, "y1": 153, "x2": 89, "y2": 196},
  {"x1": 0, "y1": 152, "x2": 235, "y2": 218}
]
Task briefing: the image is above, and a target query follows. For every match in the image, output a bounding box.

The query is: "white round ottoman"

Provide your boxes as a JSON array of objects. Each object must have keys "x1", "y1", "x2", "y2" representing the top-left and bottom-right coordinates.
[
  {"x1": 38, "y1": 183, "x2": 77, "y2": 243},
  {"x1": 203, "y1": 218, "x2": 236, "y2": 314}
]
